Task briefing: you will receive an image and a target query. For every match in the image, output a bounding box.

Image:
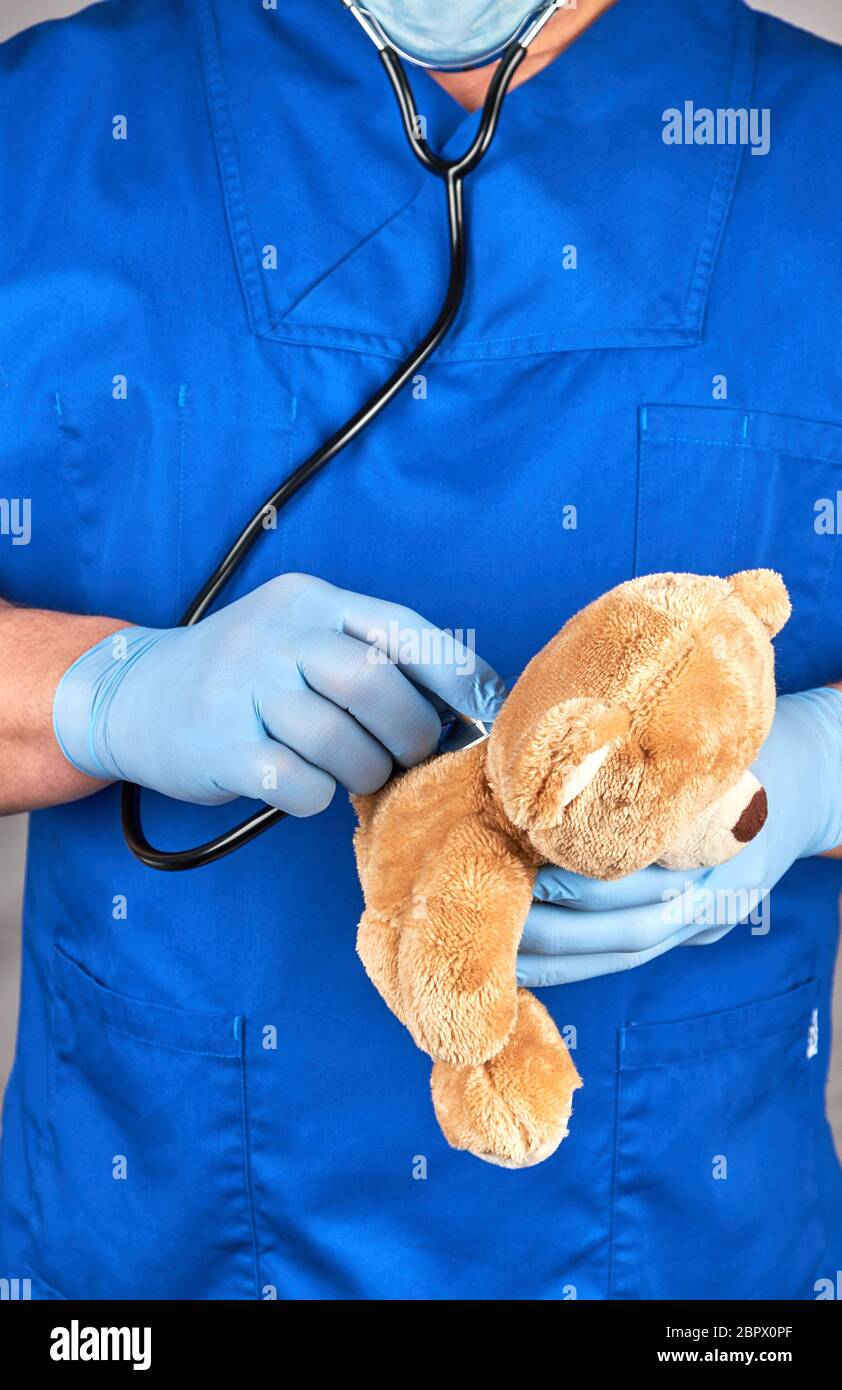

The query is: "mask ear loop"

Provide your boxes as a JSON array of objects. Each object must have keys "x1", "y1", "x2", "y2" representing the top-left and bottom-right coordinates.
[{"x1": 121, "y1": 39, "x2": 526, "y2": 870}]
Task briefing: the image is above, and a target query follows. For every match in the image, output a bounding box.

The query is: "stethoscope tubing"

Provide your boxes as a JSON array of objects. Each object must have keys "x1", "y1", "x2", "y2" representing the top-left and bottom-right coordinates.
[{"x1": 121, "y1": 40, "x2": 526, "y2": 870}]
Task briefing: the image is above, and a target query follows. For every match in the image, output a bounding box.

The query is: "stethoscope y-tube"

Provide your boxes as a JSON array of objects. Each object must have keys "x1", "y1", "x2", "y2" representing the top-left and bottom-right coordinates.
[{"x1": 121, "y1": 32, "x2": 529, "y2": 869}]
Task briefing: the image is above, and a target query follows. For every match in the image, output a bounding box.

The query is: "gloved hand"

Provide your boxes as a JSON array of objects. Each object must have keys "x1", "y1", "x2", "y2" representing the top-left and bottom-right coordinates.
[
  {"x1": 518, "y1": 688, "x2": 842, "y2": 986},
  {"x1": 53, "y1": 573, "x2": 507, "y2": 816}
]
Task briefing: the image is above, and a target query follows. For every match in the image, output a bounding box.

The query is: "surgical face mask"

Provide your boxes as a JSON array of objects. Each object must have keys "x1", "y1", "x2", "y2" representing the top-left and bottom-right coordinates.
[{"x1": 343, "y1": 1, "x2": 563, "y2": 69}]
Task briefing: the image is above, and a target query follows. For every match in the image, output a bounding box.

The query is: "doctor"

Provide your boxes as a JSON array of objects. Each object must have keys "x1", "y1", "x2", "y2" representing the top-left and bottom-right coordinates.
[{"x1": 2, "y1": 0, "x2": 842, "y2": 1300}]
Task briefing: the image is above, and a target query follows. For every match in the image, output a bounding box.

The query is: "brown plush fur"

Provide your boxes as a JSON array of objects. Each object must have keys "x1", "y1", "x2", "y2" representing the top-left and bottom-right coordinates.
[{"x1": 353, "y1": 571, "x2": 790, "y2": 1167}]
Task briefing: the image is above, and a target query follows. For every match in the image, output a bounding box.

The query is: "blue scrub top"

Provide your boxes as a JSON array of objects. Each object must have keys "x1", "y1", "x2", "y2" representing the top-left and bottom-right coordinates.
[{"x1": 2, "y1": 0, "x2": 842, "y2": 1300}]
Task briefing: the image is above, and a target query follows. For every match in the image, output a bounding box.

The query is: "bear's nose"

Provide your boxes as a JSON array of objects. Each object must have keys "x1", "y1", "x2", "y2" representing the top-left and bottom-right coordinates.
[{"x1": 732, "y1": 787, "x2": 768, "y2": 843}]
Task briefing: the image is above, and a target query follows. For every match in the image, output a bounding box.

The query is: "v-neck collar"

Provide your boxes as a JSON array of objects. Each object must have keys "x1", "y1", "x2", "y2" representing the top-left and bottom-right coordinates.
[{"x1": 193, "y1": 0, "x2": 757, "y2": 362}]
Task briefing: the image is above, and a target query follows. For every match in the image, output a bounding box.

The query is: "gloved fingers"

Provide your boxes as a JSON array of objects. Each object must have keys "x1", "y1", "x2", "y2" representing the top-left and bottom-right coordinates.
[
  {"x1": 522, "y1": 859, "x2": 768, "y2": 958},
  {"x1": 257, "y1": 686, "x2": 393, "y2": 795},
  {"x1": 677, "y1": 874, "x2": 772, "y2": 940},
  {"x1": 265, "y1": 574, "x2": 508, "y2": 723},
  {"x1": 532, "y1": 862, "x2": 708, "y2": 911},
  {"x1": 517, "y1": 918, "x2": 713, "y2": 987},
  {"x1": 682, "y1": 924, "x2": 735, "y2": 946},
  {"x1": 663, "y1": 837, "x2": 779, "y2": 944},
  {"x1": 754, "y1": 689, "x2": 842, "y2": 860},
  {"x1": 212, "y1": 738, "x2": 336, "y2": 818},
  {"x1": 336, "y1": 589, "x2": 508, "y2": 723},
  {"x1": 520, "y1": 895, "x2": 707, "y2": 957},
  {"x1": 295, "y1": 629, "x2": 442, "y2": 766}
]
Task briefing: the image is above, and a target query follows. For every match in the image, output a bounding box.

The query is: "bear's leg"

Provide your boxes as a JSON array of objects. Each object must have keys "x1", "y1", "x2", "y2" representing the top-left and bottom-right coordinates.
[
  {"x1": 397, "y1": 814, "x2": 534, "y2": 1064},
  {"x1": 431, "y1": 990, "x2": 582, "y2": 1168}
]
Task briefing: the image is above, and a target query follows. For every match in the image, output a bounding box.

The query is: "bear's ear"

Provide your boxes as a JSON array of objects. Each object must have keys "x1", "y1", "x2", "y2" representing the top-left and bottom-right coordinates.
[
  {"x1": 728, "y1": 569, "x2": 791, "y2": 637},
  {"x1": 498, "y1": 698, "x2": 630, "y2": 832}
]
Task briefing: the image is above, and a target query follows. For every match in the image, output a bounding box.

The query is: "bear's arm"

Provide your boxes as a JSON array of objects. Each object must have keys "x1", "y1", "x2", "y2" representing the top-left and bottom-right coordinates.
[{"x1": 353, "y1": 743, "x2": 537, "y2": 1064}]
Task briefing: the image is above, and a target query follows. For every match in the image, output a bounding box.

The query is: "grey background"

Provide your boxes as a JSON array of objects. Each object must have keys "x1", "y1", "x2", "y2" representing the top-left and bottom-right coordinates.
[
  {"x1": 1, "y1": 0, "x2": 841, "y2": 1155},
  {"x1": 4, "y1": 0, "x2": 842, "y2": 44}
]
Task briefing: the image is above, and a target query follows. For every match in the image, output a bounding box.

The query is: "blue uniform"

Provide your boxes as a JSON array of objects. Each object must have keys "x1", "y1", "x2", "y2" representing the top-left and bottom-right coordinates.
[{"x1": 1, "y1": 0, "x2": 842, "y2": 1299}]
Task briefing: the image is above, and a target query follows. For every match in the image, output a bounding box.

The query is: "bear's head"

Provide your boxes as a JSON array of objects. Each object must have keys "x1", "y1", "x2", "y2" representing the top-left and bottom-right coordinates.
[{"x1": 485, "y1": 571, "x2": 790, "y2": 879}]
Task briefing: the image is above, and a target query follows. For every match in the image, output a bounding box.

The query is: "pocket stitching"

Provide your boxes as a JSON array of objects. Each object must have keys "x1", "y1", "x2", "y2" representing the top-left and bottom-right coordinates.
[
  {"x1": 636, "y1": 406, "x2": 841, "y2": 692},
  {"x1": 41, "y1": 981, "x2": 260, "y2": 1299},
  {"x1": 54, "y1": 985, "x2": 241, "y2": 1061},
  {"x1": 620, "y1": 1031, "x2": 814, "y2": 1075},
  {"x1": 609, "y1": 988, "x2": 823, "y2": 1300},
  {"x1": 52, "y1": 945, "x2": 239, "y2": 1057},
  {"x1": 620, "y1": 978, "x2": 817, "y2": 1071},
  {"x1": 649, "y1": 435, "x2": 842, "y2": 467}
]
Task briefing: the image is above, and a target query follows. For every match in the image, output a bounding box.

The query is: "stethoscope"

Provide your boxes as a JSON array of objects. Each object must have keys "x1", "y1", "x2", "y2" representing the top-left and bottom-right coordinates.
[{"x1": 122, "y1": 2, "x2": 564, "y2": 870}]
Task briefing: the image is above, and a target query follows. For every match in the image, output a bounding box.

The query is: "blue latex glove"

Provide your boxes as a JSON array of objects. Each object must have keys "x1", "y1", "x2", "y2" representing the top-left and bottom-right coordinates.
[
  {"x1": 53, "y1": 573, "x2": 507, "y2": 816},
  {"x1": 518, "y1": 688, "x2": 842, "y2": 986}
]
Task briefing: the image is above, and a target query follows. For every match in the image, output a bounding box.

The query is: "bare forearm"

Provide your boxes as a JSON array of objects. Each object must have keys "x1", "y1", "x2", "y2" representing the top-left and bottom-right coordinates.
[{"x1": 0, "y1": 598, "x2": 129, "y2": 813}]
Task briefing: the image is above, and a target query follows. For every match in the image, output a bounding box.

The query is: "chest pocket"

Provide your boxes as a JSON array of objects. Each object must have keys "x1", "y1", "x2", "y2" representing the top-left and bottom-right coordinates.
[
  {"x1": 635, "y1": 405, "x2": 842, "y2": 692},
  {"x1": 0, "y1": 383, "x2": 186, "y2": 623},
  {"x1": 0, "y1": 377, "x2": 296, "y2": 628}
]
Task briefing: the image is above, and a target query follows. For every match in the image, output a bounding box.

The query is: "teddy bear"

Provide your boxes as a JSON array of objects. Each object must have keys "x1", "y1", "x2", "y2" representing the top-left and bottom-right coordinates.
[{"x1": 352, "y1": 570, "x2": 791, "y2": 1168}]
